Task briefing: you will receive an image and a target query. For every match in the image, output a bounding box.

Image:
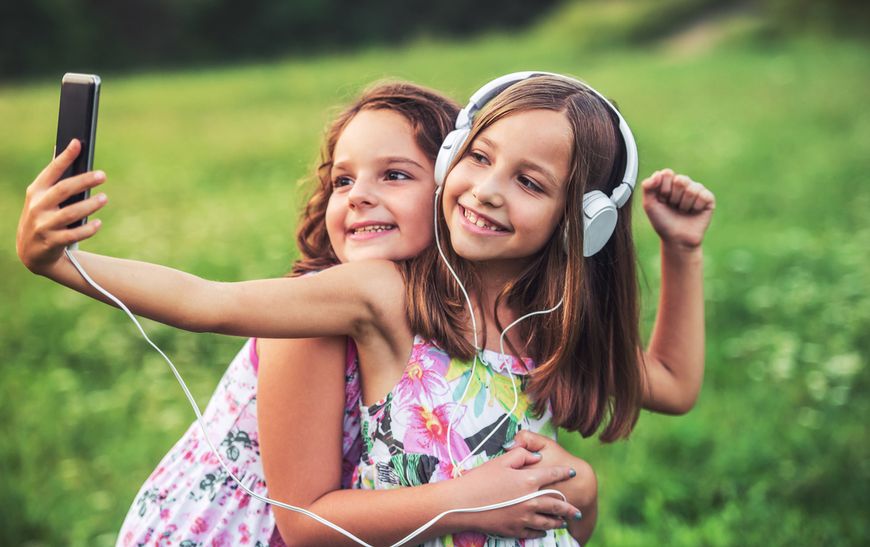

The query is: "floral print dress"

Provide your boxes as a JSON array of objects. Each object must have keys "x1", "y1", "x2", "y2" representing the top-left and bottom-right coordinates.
[
  {"x1": 353, "y1": 336, "x2": 578, "y2": 547},
  {"x1": 116, "y1": 338, "x2": 362, "y2": 547}
]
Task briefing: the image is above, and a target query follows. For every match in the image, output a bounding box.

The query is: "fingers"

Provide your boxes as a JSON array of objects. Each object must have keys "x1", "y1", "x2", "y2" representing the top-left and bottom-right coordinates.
[
  {"x1": 56, "y1": 219, "x2": 103, "y2": 248},
  {"x1": 657, "y1": 168, "x2": 675, "y2": 200},
  {"x1": 668, "y1": 174, "x2": 689, "y2": 207},
  {"x1": 43, "y1": 170, "x2": 106, "y2": 209},
  {"x1": 505, "y1": 430, "x2": 551, "y2": 453},
  {"x1": 694, "y1": 186, "x2": 716, "y2": 212},
  {"x1": 530, "y1": 495, "x2": 582, "y2": 523},
  {"x1": 646, "y1": 168, "x2": 715, "y2": 213},
  {"x1": 514, "y1": 497, "x2": 582, "y2": 538},
  {"x1": 525, "y1": 515, "x2": 565, "y2": 532},
  {"x1": 34, "y1": 218, "x2": 103, "y2": 252},
  {"x1": 34, "y1": 139, "x2": 81, "y2": 191},
  {"x1": 677, "y1": 180, "x2": 715, "y2": 213},
  {"x1": 502, "y1": 447, "x2": 544, "y2": 469},
  {"x1": 49, "y1": 192, "x2": 108, "y2": 230},
  {"x1": 640, "y1": 169, "x2": 666, "y2": 192},
  {"x1": 524, "y1": 464, "x2": 576, "y2": 488}
]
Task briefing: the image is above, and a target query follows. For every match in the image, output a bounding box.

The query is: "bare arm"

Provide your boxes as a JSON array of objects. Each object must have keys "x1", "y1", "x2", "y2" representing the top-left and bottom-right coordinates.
[
  {"x1": 16, "y1": 141, "x2": 393, "y2": 342},
  {"x1": 258, "y1": 337, "x2": 585, "y2": 546},
  {"x1": 639, "y1": 169, "x2": 716, "y2": 414}
]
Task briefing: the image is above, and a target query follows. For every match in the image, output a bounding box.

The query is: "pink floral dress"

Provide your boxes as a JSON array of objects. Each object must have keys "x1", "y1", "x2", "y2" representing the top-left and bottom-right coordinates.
[
  {"x1": 116, "y1": 338, "x2": 362, "y2": 547},
  {"x1": 353, "y1": 336, "x2": 577, "y2": 547}
]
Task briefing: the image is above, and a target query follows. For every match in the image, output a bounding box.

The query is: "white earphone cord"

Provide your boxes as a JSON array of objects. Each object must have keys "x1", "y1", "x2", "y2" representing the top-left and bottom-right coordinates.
[
  {"x1": 63, "y1": 248, "x2": 566, "y2": 547},
  {"x1": 433, "y1": 188, "x2": 563, "y2": 474}
]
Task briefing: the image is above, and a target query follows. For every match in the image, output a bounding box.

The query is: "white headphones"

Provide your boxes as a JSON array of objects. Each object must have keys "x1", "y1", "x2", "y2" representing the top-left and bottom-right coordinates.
[{"x1": 434, "y1": 71, "x2": 639, "y2": 257}]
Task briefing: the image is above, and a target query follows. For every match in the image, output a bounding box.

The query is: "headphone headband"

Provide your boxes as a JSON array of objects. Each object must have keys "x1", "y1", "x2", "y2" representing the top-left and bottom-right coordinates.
[{"x1": 455, "y1": 71, "x2": 638, "y2": 202}]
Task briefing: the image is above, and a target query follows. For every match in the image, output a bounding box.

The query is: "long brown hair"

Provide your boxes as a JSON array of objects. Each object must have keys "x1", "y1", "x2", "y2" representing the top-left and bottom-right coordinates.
[
  {"x1": 402, "y1": 76, "x2": 643, "y2": 442},
  {"x1": 291, "y1": 81, "x2": 460, "y2": 276}
]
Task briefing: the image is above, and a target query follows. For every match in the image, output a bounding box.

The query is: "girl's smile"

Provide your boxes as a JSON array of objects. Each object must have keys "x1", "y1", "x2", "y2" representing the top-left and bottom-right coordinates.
[
  {"x1": 458, "y1": 204, "x2": 511, "y2": 234},
  {"x1": 347, "y1": 220, "x2": 398, "y2": 239}
]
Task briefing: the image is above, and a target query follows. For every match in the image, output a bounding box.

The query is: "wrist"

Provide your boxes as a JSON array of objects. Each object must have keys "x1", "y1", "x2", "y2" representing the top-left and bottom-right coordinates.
[
  {"x1": 660, "y1": 240, "x2": 704, "y2": 262},
  {"x1": 433, "y1": 474, "x2": 481, "y2": 534},
  {"x1": 40, "y1": 251, "x2": 70, "y2": 279}
]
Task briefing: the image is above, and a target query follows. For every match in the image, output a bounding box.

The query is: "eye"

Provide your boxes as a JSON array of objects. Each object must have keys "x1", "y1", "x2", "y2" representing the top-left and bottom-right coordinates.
[
  {"x1": 332, "y1": 175, "x2": 353, "y2": 189},
  {"x1": 468, "y1": 150, "x2": 490, "y2": 165},
  {"x1": 385, "y1": 170, "x2": 412, "y2": 181},
  {"x1": 517, "y1": 175, "x2": 543, "y2": 193}
]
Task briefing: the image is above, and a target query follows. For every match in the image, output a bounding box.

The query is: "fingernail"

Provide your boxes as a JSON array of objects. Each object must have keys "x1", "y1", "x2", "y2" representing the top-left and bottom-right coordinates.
[
  {"x1": 93, "y1": 219, "x2": 102, "y2": 227},
  {"x1": 503, "y1": 439, "x2": 516, "y2": 450},
  {"x1": 97, "y1": 193, "x2": 107, "y2": 203},
  {"x1": 531, "y1": 451, "x2": 541, "y2": 457},
  {"x1": 560, "y1": 521, "x2": 568, "y2": 529},
  {"x1": 569, "y1": 468, "x2": 576, "y2": 478},
  {"x1": 94, "y1": 170, "x2": 106, "y2": 181},
  {"x1": 573, "y1": 511, "x2": 583, "y2": 521}
]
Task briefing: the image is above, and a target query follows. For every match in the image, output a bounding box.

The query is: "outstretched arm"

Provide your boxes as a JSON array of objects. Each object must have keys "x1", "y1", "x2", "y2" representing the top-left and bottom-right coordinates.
[
  {"x1": 259, "y1": 337, "x2": 586, "y2": 546},
  {"x1": 16, "y1": 140, "x2": 392, "y2": 342},
  {"x1": 640, "y1": 169, "x2": 716, "y2": 414}
]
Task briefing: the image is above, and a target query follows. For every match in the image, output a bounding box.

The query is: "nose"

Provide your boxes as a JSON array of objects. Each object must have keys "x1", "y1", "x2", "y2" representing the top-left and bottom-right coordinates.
[
  {"x1": 347, "y1": 174, "x2": 379, "y2": 209},
  {"x1": 471, "y1": 171, "x2": 505, "y2": 208}
]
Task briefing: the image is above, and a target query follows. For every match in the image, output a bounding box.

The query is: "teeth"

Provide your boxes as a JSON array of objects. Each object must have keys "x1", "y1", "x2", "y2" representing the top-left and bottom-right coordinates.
[
  {"x1": 353, "y1": 224, "x2": 394, "y2": 234},
  {"x1": 463, "y1": 208, "x2": 504, "y2": 232}
]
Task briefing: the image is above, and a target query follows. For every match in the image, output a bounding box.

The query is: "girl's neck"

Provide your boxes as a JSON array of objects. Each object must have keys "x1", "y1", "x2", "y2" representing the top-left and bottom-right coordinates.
[{"x1": 471, "y1": 259, "x2": 530, "y2": 355}]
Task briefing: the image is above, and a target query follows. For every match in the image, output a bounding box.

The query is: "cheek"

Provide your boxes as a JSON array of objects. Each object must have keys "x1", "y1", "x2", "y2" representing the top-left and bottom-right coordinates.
[
  {"x1": 324, "y1": 198, "x2": 347, "y2": 259},
  {"x1": 397, "y1": 192, "x2": 436, "y2": 251},
  {"x1": 513, "y1": 200, "x2": 563, "y2": 246},
  {"x1": 439, "y1": 182, "x2": 460, "y2": 225}
]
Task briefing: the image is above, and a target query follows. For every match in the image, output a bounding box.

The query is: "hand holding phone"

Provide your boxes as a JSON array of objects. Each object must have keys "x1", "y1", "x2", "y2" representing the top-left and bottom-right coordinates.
[{"x1": 55, "y1": 73, "x2": 100, "y2": 229}]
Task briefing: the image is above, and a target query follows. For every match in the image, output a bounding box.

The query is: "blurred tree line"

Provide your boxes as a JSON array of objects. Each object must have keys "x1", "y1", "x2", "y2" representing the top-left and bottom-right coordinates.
[
  {"x1": 0, "y1": 0, "x2": 564, "y2": 79},
  {"x1": 2, "y1": 0, "x2": 867, "y2": 80}
]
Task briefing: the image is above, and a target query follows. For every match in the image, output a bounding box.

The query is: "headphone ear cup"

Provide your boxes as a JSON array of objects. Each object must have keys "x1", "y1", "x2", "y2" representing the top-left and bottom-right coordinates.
[
  {"x1": 434, "y1": 128, "x2": 470, "y2": 186},
  {"x1": 582, "y1": 191, "x2": 618, "y2": 257}
]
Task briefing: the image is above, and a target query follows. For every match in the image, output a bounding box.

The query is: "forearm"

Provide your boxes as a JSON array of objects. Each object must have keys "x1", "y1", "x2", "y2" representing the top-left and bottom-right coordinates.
[
  {"x1": 543, "y1": 480, "x2": 595, "y2": 544},
  {"x1": 544, "y1": 458, "x2": 597, "y2": 544},
  {"x1": 42, "y1": 250, "x2": 221, "y2": 332},
  {"x1": 38, "y1": 252, "x2": 384, "y2": 340},
  {"x1": 643, "y1": 242, "x2": 705, "y2": 413},
  {"x1": 567, "y1": 499, "x2": 596, "y2": 545},
  {"x1": 277, "y1": 482, "x2": 475, "y2": 547}
]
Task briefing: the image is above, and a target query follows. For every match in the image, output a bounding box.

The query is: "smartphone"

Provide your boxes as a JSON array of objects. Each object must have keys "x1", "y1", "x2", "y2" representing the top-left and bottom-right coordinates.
[{"x1": 55, "y1": 73, "x2": 100, "y2": 229}]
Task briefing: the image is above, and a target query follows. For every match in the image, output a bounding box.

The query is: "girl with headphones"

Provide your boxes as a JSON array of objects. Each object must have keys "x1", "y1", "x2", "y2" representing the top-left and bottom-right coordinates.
[{"x1": 18, "y1": 72, "x2": 714, "y2": 545}]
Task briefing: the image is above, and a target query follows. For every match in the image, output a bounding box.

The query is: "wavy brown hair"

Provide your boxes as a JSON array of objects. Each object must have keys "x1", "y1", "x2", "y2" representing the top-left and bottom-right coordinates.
[
  {"x1": 402, "y1": 76, "x2": 643, "y2": 442},
  {"x1": 291, "y1": 81, "x2": 460, "y2": 276}
]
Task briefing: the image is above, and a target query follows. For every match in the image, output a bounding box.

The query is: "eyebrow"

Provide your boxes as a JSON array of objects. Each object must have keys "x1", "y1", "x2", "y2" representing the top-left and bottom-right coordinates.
[
  {"x1": 476, "y1": 136, "x2": 559, "y2": 189},
  {"x1": 332, "y1": 157, "x2": 427, "y2": 172}
]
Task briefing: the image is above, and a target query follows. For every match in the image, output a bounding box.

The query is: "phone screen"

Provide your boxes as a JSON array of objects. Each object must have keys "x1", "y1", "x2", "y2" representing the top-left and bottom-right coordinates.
[{"x1": 55, "y1": 73, "x2": 100, "y2": 228}]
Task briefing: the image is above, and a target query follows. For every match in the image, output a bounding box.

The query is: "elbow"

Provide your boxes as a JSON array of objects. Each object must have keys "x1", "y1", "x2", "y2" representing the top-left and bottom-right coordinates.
[
  {"x1": 667, "y1": 389, "x2": 701, "y2": 416},
  {"x1": 274, "y1": 504, "x2": 345, "y2": 547},
  {"x1": 185, "y1": 280, "x2": 228, "y2": 334},
  {"x1": 276, "y1": 519, "x2": 337, "y2": 547},
  {"x1": 670, "y1": 400, "x2": 695, "y2": 416},
  {"x1": 645, "y1": 387, "x2": 701, "y2": 416}
]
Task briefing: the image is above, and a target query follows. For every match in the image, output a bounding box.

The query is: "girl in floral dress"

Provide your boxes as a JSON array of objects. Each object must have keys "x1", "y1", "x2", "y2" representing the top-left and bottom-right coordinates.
[{"x1": 18, "y1": 73, "x2": 715, "y2": 545}]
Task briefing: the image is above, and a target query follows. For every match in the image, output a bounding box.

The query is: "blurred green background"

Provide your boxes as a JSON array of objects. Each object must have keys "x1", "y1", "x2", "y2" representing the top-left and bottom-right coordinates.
[{"x1": 1, "y1": 0, "x2": 868, "y2": 545}]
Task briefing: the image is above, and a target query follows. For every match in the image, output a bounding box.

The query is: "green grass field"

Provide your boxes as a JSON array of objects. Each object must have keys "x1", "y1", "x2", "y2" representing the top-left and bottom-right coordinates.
[{"x1": 1, "y1": 2, "x2": 868, "y2": 545}]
